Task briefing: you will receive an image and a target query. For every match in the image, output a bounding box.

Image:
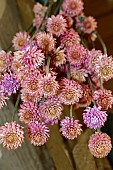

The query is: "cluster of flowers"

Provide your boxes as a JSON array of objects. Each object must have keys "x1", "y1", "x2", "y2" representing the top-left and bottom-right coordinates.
[{"x1": 0, "y1": 0, "x2": 113, "y2": 159}]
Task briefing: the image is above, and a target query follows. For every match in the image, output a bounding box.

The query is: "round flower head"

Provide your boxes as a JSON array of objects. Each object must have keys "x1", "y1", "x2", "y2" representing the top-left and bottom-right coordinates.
[
  {"x1": 0, "y1": 50, "x2": 7, "y2": 73},
  {"x1": 88, "y1": 132, "x2": 112, "y2": 158},
  {"x1": 93, "y1": 89, "x2": 113, "y2": 110},
  {"x1": 52, "y1": 47, "x2": 66, "y2": 66},
  {"x1": 47, "y1": 15, "x2": 67, "y2": 37},
  {"x1": 26, "y1": 121, "x2": 50, "y2": 146},
  {"x1": 76, "y1": 16, "x2": 97, "y2": 34},
  {"x1": 62, "y1": 0, "x2": 83, "y2": 17},
  {"x1": 66, "y1": 44, "x2": 86, "y2": 67},
  {"x1": 33, "y1": 15, "x2": 47, "y2": 30},
  {"x1": 83, "y1": 106, "x2": 107, "y2": 130},
  {"x1": 0, "y1": 122, "x2": 24, "y2": 150},
  {"x1": 58, "y1": 78, "x2": 83, "y2": 105},
  {"x1": 39, "y1": 97, "x2": 63, "y2": 124},
  {"x1": 12, "y1": 32, "x2": 30, "y2": 50},
  {"x1": 59, "y1": 11, "x2": 74, "y2": 28},
  {"x1": 60, "y1": 29, "x2": 80, "y2": 48},
  {"x1": 70, "y1": 66, "x2": 88, "y2": 83},
  {"x1": 77, "y1": 84, "x2": 92, "y2": 107},
  {"x1": 18, "y1": 102, "x2": 39, "y2": 125},
  {"x1": 95, "y1": 54, "x2": 113, "y2": 81},
  {"x1": 0, "y1": 92, "x2": 8, "y2": 109},
  {"x1": 60, "y1": 116, "x2": 82, "y2": 140},
  {"x1": 33, "y1": 2, "x2": 47, "y2": 16},
  {"x1": 35, "y1": 32, "x2": 55, "y2": 53},
  {"x1": 0, "y1": 73, "x2": 19, "y2": 96},
  {"x1": 38, "y1": 73, "x2": 59, "y2": 98}
]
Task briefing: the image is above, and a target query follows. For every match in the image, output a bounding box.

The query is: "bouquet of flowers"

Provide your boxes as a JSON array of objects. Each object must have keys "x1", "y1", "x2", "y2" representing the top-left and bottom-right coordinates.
[{"x1": 0, "y1": 0, "x2": 112, "y2": 159}]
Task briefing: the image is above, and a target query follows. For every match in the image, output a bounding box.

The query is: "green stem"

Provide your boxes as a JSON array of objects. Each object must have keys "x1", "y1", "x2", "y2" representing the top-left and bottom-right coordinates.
[
  {"x1": 67, "y1": 62, "x2": 70, "y2": 80},
  {"x1": 96, "y1": 32, "x2": 107, "y2": 55},
  {"x1": 12, "y1": 92, "x2": 21, "y2": 121},
  {"x1": 70, "y1": 105, "x2": 73, "y2": 118},
  {"x1": 46, "y1": 56, "x2": 51, "y2": 74},
  {"x1": 99, "y1": 77, "x2": 104, "y2": 89},
  {"x1": 97, "y1": 128, "x2": 101, "y2": 132}
]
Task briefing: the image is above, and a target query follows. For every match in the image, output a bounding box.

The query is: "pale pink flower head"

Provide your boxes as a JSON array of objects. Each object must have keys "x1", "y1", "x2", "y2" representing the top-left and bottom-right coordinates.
[
  {"x1": 76, "y1": 16, "x2": 97, "y2": 34},
  {"x1": 0, "y1": 92, "x2": 8, "y2": 109},
  {"x1": 88, "y1": 132, "x2": 112, "y2": 158},
  {"x1": 39, "y1": 97, "x2": 63, "y2": 124},
  {"x1": 0, "y1": 50, "x2": 7, "y2": 73},
  {"x1": 60, "y1": 116, "x2": 82, "y2": 140},
  {"x1": 35, "y1": 32, "x2": 55, "y2": 53},
  {"x1": 52, "y1": 47, "x2": 66, "y2": 67},
  {"x1": 84, "y1": 49, "x2": 102, "y2": 74},
  {"x1": 95, "y1": 54, "x2": 113, "y2": 81},
  {"x1": 18, "y1": 102, "x2": 39, "y2": 125},
  {"x1": 70, "y1": 66, "x2": 88, "y2": 83},
  {"x1": 26, "y1": 121, "x2": 50, "y2": 146},
  {"x1": 47, "y1": 15, "x2": 67, "y2": 37},
  {"x1": 62, "y1": 0, "x2": 84, "y2": 17},
  {"x1": 58, "y1": 78, "x2": 83, "y2": 105},
  {"x1": 60, "y1": 29, "x2": 80, "y2": 48},
  {"x1": 33, "y1": 16, "x2": 47, "y2": 30},
  {"x1": 33, "y1": 2, "x2": 47, "y2": 16},
  {"x1": 21, "y1": 89, "x2": 40, "y2": 103},
  {"x1": 12, "y1": 32, "x2": 30, "y2": 50},
  {"x1": 0, "y1": 122, "x2": 24, "y2": 150},
  {"x1": 38, "y1": 73, "x2": 59, "y2": 98},
  {"x1": 66, "y1": 44, "x2": 86, "y2": 67},
  {"x1": 93, "y1": 89, "x2": 113, "y2": 110},
  {"x1": 83, "y1": 106, "x2": 107, "y2": 130},
  {"x1": 77, "y1": 84, "x2": 92, "y2": 107}
]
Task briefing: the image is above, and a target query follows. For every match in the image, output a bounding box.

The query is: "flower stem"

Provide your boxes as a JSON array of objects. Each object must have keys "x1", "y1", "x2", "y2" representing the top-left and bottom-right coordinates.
[
  {"x1": 96, "y1": 32, "x2": 107, "y2": 55},
  {"x1": 46, "y1": 56, "x2": 51, "y2": 74},
  {"x1": 88, "y1": 76, "x2": 96, "y2": 105},
  {"x1": 12, "y1": 92, "x2": 21, "y2": 121},
  {"x1": 70, "y1": 105, "x2": 73, "y2": 118},
  {"x1": 67, "y1": 62, "x2": 71, "y2": 80}
]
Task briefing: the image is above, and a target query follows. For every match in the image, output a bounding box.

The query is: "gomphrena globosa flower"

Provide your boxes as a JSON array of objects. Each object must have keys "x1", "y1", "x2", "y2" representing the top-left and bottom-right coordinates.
[
  {"x1": 88, "y1": 132, "x2": 112, "y2": 158},
  {"x1": 93, "y1": 89, "x2": 113, "y2": 110},
  {"x1": 26, "y1": 121, "x2": 50, "y2": 146},
  {"x1": 83, "y1": 106, "x2": 107, "y2": 130},
  {"x1": 0, "y1": 122, "x2": 24, "y2": 150},
  {"x1": 58, "y1": 78, "x2": 83, "y2": 105},
  {"x1": 62, "y1": 0, "x2": 84, "y2": 17},
  {"x1": 39, "y1": 97, "x2": 63, "y2": 124},
  {"x1": 60, "y1": 116, "x2": 82, "y2": 140}
]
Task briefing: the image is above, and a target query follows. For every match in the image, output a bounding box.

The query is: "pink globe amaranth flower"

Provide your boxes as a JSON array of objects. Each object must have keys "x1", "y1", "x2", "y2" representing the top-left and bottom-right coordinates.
[
  {"x1": 62, "y1": 0, "x2": 84, "y2": 17},
  {"x1": 95, "y1": 54, "x2": 113, "y2": 81},
  {"x1": 22, "y1": 46, "x2": 45, "y2": 69},
  {"x1": 60, "y1": 116, "x2": 82, "y2": 140},
  {"x1": 58, "y1": 78, "x2": 83, "y2": 105},
  {"x1": 35, "y1": 32, "x2": 55, "y2": 53},
  {"x1": 77, "y1": 84, "x2": 92, "y2": 107},
  {"x1": 52, "y1": 47, "x2": 66, "y2": 67},
  {"x1": 70, "y1": 66, "x2": 88, "y2": 83},
  {"x1": 26, "y1": 121, "x2": 50, "y2": 146},
  {"x1": 84, "y1": 49, "x2": 102, "y2": 74},
  {"x1": 0, "y1": 122, "x2": 24, "y2": 150},
  {"x1": 76, "y1": 16, "x2": 97, "y2": 34},
  {"x1": 38, "y1": 73, "x2": 59, "y2": 98},
  {"x1": 47, "y1": 15, "x2": 67, "y2": 37},
  {"x1": 18, "y1": 102, "x2": 39, "y2": 125},
  {"x1": 60, "y1": 29, "x2": 80, "y2": 48},
  {"x1": 88, "y1": 132, "x2": 112, "y2": 158},
  {"x1": 0, "y1": 73, "x2": 20, "y2": 96},
  {"x1": 39, "y1": 97, "x2": 63, "y2": 124},
  {"x1": 21, "y1": 71, "x2": 42, "y2": 97},
  {"x1": 12, "y1": 32, "x2": 30, "y2": 50},
  {"x1": 0, "y1": 50, "x2": 7, "y2": 73},
  {"x1": 93, "y1": 89, "x2": 113, "y2": 110},
  {"x1": 66, "y1": 44, "x2": 86, "y2": 67},
  {"x1": 33, "y1": 2, "x2": 47, "y2": 16},
  {"x1": 0, "y1": 92, "x2": 8, "y2": 109},
  {"x1": 83, "y1": 106, "x2": 107, "y2": 130}
]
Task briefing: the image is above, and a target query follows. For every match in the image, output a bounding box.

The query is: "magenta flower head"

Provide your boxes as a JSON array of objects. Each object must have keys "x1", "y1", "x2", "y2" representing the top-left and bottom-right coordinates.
[
  {"x1": 83, "y1": 106, "x2": 107, "y2": 130},
  {"x1": 26, "y1": 121, "x2": 50, "y2": 146},
  {"x1": 60, "y1": 116, "x2": 82, "y2": 140},
  {"x1": 88, "y1": 132, "x2": 112, "y2": 158},
  {"x1": 0, "y1": 122, "x2": 24, "y2": 150}
]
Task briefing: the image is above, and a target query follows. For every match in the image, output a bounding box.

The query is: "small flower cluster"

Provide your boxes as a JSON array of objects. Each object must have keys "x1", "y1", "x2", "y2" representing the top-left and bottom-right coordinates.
[{"x1": 0, "y1": 0, "x2": 112, "y2": 159}]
